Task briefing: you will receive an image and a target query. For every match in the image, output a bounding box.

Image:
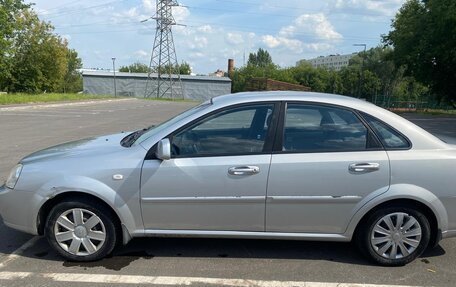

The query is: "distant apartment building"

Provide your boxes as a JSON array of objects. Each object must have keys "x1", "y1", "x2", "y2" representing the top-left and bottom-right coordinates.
[{"x1": 296, "y1": 53, "x2": 356, "y2": 71}]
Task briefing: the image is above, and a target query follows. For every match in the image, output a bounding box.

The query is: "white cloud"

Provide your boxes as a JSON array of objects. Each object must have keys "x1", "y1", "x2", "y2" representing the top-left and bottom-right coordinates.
[
  {"x1": 332, "y1": 0, "x2": 405, "y2": 16},
  {"x1": 261, "y1": 13, "x2": 340, "y2": 54},
  {"x1": 190, "y1": 36, "x2": 208, "y2": 49},
  {"x1": 262, "y1": 35, "x2": 303, "y2": 53},
  {"x1": 142, "y1": 0, "x2": 155, "y2": 13},
  {"x1": 262, "y1": 35, "x2": 281, "y2": 48},
  {"x1": 173, "y1": 6, "x2": 190, "y2": 23},
  {"x1": 197, "y1": 25, "x2": 214, "y2": 33},
  {"x1": 225, "y1": 33, "x2": 244, "y2": 45},
  {"x1": 134, "y1": 49, "x2": 149, "y2": 59},
  {"x1": 303, "y1": 43, "x2": 333, "y2": 52},
  {"x1": 189, "y1": 52, "x2": 205, "y2": 59},
  {"x1": 280, "y1": 13, "x2": 342, "y2": 41}
]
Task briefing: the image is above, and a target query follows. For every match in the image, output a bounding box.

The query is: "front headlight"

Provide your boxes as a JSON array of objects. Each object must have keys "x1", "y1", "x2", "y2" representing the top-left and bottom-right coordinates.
[{"x1": 5, "y1": 164, "x2": 23, "y2": 189}]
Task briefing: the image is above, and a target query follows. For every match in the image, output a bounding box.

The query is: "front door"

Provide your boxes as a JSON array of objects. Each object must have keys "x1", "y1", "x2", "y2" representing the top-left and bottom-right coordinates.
[
  {"x1": 141, "y1": 103, "x2": 277, "y2": 231},
  {"x1": 266, "y1": 103, "x2": 390, "y2": 234}
]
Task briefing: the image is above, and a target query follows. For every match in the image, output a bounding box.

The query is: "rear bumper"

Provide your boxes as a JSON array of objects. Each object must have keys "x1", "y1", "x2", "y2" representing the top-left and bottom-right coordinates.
[{"x1": 0, "y1": 185, "x2": 39, "y2": 235}]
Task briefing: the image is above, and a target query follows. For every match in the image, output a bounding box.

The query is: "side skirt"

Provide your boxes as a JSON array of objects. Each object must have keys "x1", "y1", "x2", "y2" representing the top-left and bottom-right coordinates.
[{"x1": 132, "y1": 230, "x2": 351, "y2": 242}]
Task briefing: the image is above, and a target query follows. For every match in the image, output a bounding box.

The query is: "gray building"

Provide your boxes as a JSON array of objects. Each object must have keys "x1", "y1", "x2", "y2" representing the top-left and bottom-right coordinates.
[
  {"x1": 82, "y1": 71, "x2": 232, "y2": 101},
  {"x1": 296, "y1": 53, "x2": 356, "y2": 71}
]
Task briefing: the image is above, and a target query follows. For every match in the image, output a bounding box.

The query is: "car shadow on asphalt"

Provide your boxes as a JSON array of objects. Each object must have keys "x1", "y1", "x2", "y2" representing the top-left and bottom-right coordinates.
[{"x1": 11, "y1": 236, "x2": 447, "y2": 271}]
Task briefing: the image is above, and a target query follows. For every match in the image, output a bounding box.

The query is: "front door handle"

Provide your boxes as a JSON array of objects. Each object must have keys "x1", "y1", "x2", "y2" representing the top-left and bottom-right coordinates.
[
  {"x1": 349, "y1": 163, "x2": 380, "y2": 174},
  {"x1": 228, "y1": 166, "x2": 260, "y2": 176}
]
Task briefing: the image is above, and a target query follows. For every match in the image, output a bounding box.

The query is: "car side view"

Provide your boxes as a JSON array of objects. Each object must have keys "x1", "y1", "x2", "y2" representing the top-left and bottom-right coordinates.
[{"x1": 1, "y1": 91, "x2": 455, "y2": 266}]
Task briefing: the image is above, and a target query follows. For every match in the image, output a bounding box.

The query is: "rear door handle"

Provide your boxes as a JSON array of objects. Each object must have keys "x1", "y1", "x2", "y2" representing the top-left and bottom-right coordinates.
[
  {"x1": 349, "y1": 163, "x2": 380, "y2": 173},
  {"x1": 228, "y1": 166, "x2": 260, "y2": 176}
]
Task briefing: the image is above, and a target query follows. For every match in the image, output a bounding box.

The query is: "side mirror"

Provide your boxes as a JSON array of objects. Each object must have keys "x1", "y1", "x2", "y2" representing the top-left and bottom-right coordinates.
[{"x1": 156, "y1": 138, "x2": 171, "y2": 160}]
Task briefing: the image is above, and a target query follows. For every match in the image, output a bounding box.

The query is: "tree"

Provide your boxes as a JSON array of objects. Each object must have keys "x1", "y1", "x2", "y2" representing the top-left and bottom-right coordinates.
[
  {"x1": 62, "y1": 49, "x2": 83, "y2": 93},
  {"x1": 7, "y1": 10, "x2": 69, "y2": 92},
  {"x1": 120, "y1": 61, "x2": 191, "y2": 75},
  {"x1": 119, "y1": 62, "x2": 149, "y2": 73},
  {"x1": 178, "y1": 61, "x2": 191, "y2": 75},
  {"x1": 247, "y1": 48, "x2": 274, "y2": 68},
  {"x1": 0, "y1": 1, "x2": 82, "y2": 93},
  {"x1": 0, "y1": 0, "x2": 30, "y2": 90},
  {"x1": 384, "y1": 0, "x2": 456, "y2": 103},
  {"x1": 290, "y1": 62, "x2": 329, "y2": 92}
]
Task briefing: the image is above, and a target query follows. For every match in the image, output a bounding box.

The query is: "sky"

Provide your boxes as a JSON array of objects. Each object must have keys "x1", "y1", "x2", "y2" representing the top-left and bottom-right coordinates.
[{"x1": 30, "y1": 0, "x2": 406, "y2": 74}]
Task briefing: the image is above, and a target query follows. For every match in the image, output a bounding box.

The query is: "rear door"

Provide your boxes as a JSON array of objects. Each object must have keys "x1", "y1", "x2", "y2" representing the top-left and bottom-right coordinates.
[{"x1": 266, "y1": 102, "x2": 390, "y2": 234}]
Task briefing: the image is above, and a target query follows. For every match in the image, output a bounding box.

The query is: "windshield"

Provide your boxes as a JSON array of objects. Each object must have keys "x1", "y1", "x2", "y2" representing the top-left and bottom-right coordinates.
[{"x1": 134, "y1": 100, "x2": 212, "y2": 145}]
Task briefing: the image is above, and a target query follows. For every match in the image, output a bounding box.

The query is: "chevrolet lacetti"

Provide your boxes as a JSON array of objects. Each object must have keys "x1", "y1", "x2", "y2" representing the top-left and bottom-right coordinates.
[{"x1": 1, "y1": 91, "x2": 455, "y2": 266}]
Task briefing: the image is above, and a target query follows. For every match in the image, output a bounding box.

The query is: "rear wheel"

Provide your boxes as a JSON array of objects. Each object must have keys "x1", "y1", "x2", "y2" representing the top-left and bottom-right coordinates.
[
  {"x1": 45, "y1": 200, "x2": 117, "y2": 261},
  {"x1": 356, "y1": 207, "x2": 430, "y2": 266}
]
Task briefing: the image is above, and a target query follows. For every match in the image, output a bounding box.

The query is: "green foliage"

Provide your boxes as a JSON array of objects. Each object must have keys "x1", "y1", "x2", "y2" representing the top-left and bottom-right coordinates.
[
  {"x1": 0, "y1": 0, "x2": 30, "y2": 88},
  {"x1": 0, "y1": 1, "x2": 83, "y2": 93},
  {"x1": 120, "y1": 61, "x2": 192, "y2": 75},
  {"x1": 384, "y1": 0, "x2": 456, "y2": 102},
  {"x1": 247, "y1": 48, "x2": 274, "y2": 68},
  {"x1": 119, "y1": 62, "x2": 149, "y2": 73},
  {"x1": 178, "y1": 61, "x2": 192, "y2": 75},
  {"x1": 232, "y1": 47, "x2": 431, "y2": 107},
  {"x1": 154, "y1": 62, "x2": 192, "y2": 75},
  {"x1": 62, "y1": 49, "x2": 83, "y2": 93}
]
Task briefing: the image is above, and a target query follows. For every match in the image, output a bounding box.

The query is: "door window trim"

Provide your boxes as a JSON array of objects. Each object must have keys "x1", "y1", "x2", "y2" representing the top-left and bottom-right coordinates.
[
  {"x1": 146, "y1": 101, "x2": 281, "y2": 160},
  {"x1": 272, "y1": 101, "x2": 384, "y2": 154},
  {"x1": 358, "y1": 111, "x2": 412, "y2": 150}
]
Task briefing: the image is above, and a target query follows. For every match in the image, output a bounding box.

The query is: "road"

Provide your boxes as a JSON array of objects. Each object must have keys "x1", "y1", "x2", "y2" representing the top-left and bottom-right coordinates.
[{"x1": 0, "y1": 99, "x2": 455, "y2": 287}]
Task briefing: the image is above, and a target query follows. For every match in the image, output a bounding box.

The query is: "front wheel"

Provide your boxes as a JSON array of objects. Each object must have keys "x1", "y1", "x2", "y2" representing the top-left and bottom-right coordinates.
[
  {"x1": 356, "y1": 207, "x2": 430, "y2": 266},
  {"x1": 45, "y1": 200, "x2": 118, "y2": 261}
]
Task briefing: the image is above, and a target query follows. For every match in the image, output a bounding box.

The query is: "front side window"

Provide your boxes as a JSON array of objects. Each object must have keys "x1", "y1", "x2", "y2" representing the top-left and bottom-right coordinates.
[
  {"x1": 171, "y1": 104, "x2": 274, "y2": 157},
  {"x1": 283, "y1": 104, "x2": 369, "y2": 152}
]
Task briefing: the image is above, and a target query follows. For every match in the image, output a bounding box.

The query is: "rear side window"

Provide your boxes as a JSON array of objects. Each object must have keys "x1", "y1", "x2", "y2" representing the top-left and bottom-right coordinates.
[
  {"x1": 283, "y1": 104, "x2": 369, "y2": 152},
  {"x1": 361, "y1": 112, "x2": 411, "y2": 149}
]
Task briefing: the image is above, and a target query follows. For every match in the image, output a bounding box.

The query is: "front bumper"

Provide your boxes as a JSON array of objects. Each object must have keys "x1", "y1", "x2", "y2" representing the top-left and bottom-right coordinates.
[{"x1": 0, "y1": 184, "x2": 39, "y2": 235}]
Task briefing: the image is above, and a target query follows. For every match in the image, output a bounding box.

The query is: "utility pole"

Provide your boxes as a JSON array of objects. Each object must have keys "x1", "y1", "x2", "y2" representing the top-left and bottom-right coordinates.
[
  {"x1": 353, "y1": 44, "x2": 367, "y2": 99},
  {"x1": 143, "y1": 0, "x2": 185, "y2": 99},
  {"x1": 112, "y1": 57, "x2": 117, "y2": 97}
]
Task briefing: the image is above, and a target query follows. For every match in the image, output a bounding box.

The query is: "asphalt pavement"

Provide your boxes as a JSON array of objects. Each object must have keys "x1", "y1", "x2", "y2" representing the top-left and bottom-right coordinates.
[{"x1": 0, "y1": 99, "x2": 455, "y2": 287}]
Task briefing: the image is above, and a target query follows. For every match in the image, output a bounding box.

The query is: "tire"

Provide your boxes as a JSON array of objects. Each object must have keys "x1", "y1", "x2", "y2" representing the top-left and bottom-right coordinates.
[
  {"x1": 45, "y1": 200, "x2": 118, "y2": 262},
  {"x1": 356, "y1": 206, "x2": 430, "y2": 266}
]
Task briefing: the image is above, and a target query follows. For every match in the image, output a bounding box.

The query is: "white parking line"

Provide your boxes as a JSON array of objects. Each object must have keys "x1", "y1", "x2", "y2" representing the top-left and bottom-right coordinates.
[
  {"x1": 0, "y1": 113, "x2": 83, "y2": 118},
  {"x1": 0, "y1": 236, "x2": 40, "y2": 269},
  {"x1": 0, "y1": 99, "x2": 135, "y2": 112},
  {"x1": 0, "y1": 271, "x2": 428, "y2": 287}
]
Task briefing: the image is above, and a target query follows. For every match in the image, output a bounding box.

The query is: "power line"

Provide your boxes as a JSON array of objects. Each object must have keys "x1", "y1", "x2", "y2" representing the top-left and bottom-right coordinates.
[
  {"x1": 39, "y1": 0, "x2": 132, "y2": 19},
  {"x1": 186, "y1": 5, "x2": 390, "y2": 24},
  {"x1": 40, "y1": 0, "x2": 89, "y2": 12},
  {"x1": 213, "y1": 0, "x2": 396, "y2": 18}
]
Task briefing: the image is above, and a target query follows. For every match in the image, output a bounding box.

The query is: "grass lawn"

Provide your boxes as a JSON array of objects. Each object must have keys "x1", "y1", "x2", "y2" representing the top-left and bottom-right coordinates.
[
  {"x1": 0, "y1": 93, "x2": 199, "y2": 105},
  {"x1": 0, "y1": 93, "x2": 115, "y2": 105}
]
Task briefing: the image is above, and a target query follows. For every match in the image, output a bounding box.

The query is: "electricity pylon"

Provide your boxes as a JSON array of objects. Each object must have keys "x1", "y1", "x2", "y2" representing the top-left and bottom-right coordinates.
[{"x1": 144, "y1": 0, "x2": 184, "y2": 99}]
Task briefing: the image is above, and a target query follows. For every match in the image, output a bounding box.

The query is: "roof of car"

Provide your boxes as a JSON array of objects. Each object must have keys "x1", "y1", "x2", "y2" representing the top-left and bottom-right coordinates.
[{"x1": 212, "y1": 91, "x2": 376, "y2": 110}]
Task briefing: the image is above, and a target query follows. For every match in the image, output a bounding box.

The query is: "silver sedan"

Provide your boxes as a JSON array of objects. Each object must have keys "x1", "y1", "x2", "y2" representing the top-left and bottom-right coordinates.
[{"x1": 1, "y1": 91, "x2": 455, "y2": 266}]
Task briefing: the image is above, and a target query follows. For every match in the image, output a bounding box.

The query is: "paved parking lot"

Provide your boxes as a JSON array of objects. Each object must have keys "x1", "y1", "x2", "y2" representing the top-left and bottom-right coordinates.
[{"x1": 0, "y1": 99, "x2": 455, "y2": 287}]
